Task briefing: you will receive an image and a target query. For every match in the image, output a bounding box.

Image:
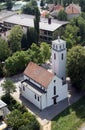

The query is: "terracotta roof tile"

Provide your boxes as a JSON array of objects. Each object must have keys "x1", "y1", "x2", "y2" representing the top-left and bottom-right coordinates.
[
  {"x1": 65, "y1": 3, "x2": 81, "y2": 14},
  {"x1": 24, "y1": 62, "x2": 54, "y2": 88},
  {"x1": 54, "y1": 5, "x2": 64, "y2": 11}
]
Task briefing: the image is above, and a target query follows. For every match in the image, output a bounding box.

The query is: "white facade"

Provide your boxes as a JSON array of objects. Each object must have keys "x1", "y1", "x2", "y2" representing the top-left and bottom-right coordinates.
[
  {"x1": 20, "y1": 38, "x2": 68, "y2": 110},
  {"x1": 52, "y1": 38, "x2": 66, "y2": 81},
  {"x1": 21, "y1": 75, "x2": 68, "y2": 110}
]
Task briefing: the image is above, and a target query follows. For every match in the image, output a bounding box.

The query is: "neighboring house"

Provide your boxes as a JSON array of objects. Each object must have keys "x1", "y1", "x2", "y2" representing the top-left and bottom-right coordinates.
[
  {"x1": 0, "y1": 100, "x2": 7, "y2": 118},
  {"x1": 20, "y1": 38, "x2": 68, "y2": 110},
  {"x1": 47, "y1": 4, "x2": 55, "y2": 12},
  {"x1": 50, "y1": 5, "x2": 64, "y2": 18},
  {"x1": 65, "y1": 3, "x2": 81, "y2": 20},
  {"x1": 41, "y1": 10, "x2": 49, "y2": 18},
  {"x1": 3, "y1": 14, "x2": 68, "y2": 43}
]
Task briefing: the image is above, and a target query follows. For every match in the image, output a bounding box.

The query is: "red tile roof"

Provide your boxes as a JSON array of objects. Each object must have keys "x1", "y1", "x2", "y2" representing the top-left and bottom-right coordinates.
[
  {"x1": 24, "y1": 62, "x2": 54, "y2": 88},
  {"x1": 65, "y1": 3, "x2": 81, "y2": 14},
  {"x1": 54, "y1": 5, "x2": 64, "y2": 11}
]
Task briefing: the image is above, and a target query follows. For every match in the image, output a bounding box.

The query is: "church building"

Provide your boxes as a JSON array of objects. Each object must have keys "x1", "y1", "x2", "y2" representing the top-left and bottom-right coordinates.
[{"x1": 20, "y1": 38, "x2": 68, "y2": 110}]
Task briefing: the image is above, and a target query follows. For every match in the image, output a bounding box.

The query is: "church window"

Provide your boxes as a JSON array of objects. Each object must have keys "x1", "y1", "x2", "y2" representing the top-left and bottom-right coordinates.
[
  {"x1": 54, "y1": 53, "x2": 56, "y2": 59},
  {"x1": 54, "y1": 86, "x2": 56, "y2": 95},
  {"x1": 35, "y1": 94, "x2": 36, "y2": 99},
  {"x1": 61, "y1": 53, "x2": 63, "y2": 60},
  {"x1": 38, "y1": 96, "x2": 39, "y2": 101},
  {"x1": 62, "y1": 77, "x2": 64, "y2": 80},
  {"x1": 54, "y1": 80, "x2": 56, "y2": 83},
  {"x1": 23, "y1": 86, "x2": 25, "y2": 91}
]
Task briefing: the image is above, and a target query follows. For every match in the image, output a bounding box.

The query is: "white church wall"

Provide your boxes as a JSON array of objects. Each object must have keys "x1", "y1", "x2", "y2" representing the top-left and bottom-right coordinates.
[
  {"x1": 41, "y1": 94, "x2": 47, "y2": 109},
  {"x1": 46, "y1": 75, "x2": 68, "y2": 106},
  {"x1": 21, "y1": 84, "x2": 41, "y2": 109}
]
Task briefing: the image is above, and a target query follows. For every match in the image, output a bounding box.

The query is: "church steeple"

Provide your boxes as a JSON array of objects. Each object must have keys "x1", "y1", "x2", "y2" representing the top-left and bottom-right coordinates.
[{"x1": 52, "y1": 37, "x2": 67, "y2": 82}]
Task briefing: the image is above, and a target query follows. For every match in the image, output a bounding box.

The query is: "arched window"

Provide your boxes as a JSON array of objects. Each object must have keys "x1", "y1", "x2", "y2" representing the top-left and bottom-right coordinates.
[
  {"x1": 61, "y1": 53, "x2": 63, "y2": 60},
  {"x1": 54, "y1": 53, "x2": 56, "y2": 59},
  {"x1": 35, "y1": 94, "x2": 36, "y2": 99},
  {"x1": 54, "y1": 86, "x2": 56, "y2": 95}
]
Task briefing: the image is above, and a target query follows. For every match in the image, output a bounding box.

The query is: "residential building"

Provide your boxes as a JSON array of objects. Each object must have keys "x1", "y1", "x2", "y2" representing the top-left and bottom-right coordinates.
[
  {"x1": 3, "y1": 14, "x2": 68, "y2": 43},
  {"x1": 65, "y1": 3, "x2": 81, "y2": 20},
  {"x1": 50, "y1": 5, "x2": 64, "y2": 18},
  {"x1": 20, "y1": 38, "x2": 68, "y2": 110}
]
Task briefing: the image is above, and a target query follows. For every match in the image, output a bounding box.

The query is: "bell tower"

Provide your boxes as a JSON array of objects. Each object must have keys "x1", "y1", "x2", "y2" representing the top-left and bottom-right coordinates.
[{"x1": 52, "y1": 37, "x2": 66, "y2": 82}]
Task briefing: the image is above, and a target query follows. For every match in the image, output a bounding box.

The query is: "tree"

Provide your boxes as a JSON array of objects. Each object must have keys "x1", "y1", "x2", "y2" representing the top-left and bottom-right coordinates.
[
  {"x1": 40, "y1": 42, "x2": 51, "y2": 62},
  {"x1": 0, "y1": 38, "x2": 10, "y2": 62},
  {"x1": 34, "y1": 7, "x2": 40, "y2": 44},
  {"x1": 40, "y1": 0, "x2": 44, "y2": 7},
  {"x1": 4, "y1": 51, "x2": 30, "y2": 76},
  {"x1": 79, "y1": 0, "x2": 85, "y2": 12},
  {"x1": 21, "y1": 33, "x2": 28, "y2": 50},
  {"x1": 26, "y1": 27, "x2": 37, "y2": 48},
  {"x1": 1, "y1": 79, "x2": 16, "y2": 97},
  {"x1": 8, "y1": 25, "x2": 23, "y2": 53},
  {"x1": 6, "y1": 0, "x2": 13, "y2": 10},
  {"x1": 6, "y1": 110, "x2": 40, "y2": 130},
  {"x1": 0, "y1": 38, "x2": 10, "y2": 77},
  {"x1": 22, "y1": 0, "x2": 37, "y2": 15},
  {"x1": 67, "y1": 45, "x2": 85, "y2": 90},
  {"x1": 62, "y1": 24, "x2": 80, "y2": 50},
  {"x1": 70, "y1": 16, "x2": 85, "y2": 44},
  {"x1": 27, "y1": 43, "x2": 44, "y2": 65},
  {"x1": 57, "y1": 10, "x2": 67, "y2": 21}
]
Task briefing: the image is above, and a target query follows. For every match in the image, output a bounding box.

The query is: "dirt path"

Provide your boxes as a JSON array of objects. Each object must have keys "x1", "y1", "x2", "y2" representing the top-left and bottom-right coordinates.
[
  {"x1": 41, "y1": 121, "x2": 51, "y2": 130},
  {"x1": 78, "y1": 123, "x2": 85, "y2": 130}
]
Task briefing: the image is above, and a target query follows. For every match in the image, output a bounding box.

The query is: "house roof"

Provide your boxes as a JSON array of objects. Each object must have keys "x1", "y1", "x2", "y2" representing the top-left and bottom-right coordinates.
[
  {"x1": 3, "y1": 14, "x2": 68, "y2": 31},
  {"x1": 41, "y1": 10, "x2": 49, "y2": 17},
  {"x1": 65, "y1": 3, "x2": 81, "y2": 14},
  {"x1": 53, "y1": 5, "x2": 64, "y2": 11},
  {"x1": 24, "y1": 62, "x2": 54, "y2": 88},
  {"x1": 0, "y1": 100, "x2": 7, "y2": 109},
  {"x1": 21, "y1": 80, "x2": 46, "y2": 96}
]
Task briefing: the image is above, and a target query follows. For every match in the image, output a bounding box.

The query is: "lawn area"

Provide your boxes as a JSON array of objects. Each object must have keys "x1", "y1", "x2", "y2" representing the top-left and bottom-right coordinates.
[{"x1": 52, "y1": 95, "x2": 85, "y2": 130}]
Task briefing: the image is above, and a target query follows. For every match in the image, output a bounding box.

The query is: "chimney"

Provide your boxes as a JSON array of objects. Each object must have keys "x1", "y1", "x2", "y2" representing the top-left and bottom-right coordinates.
[{"x1": 48, "y1": 17, "x2": 51, "y2": 24}]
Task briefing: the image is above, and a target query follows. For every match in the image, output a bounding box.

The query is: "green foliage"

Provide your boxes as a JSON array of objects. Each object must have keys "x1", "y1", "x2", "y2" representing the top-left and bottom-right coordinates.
[
  {"x1": 1, "y1": 95, "x2": 27, "y2": 112},
  {"x1": 21, "y1": 28, "x2": 37, "y2": 50},
  {"x1": 1, "y1": 79, "x2": 16, "y2": 97},
  {"x1": 57, "y1": 10, "x2": 67, "y2": 21},
  {"x1": 67, "y1": 45, "x2": 85, "y2": 90},
  {"x1": 22, "y1": 0, "x2": 37, "y2": 15},
  {"x1": 4, "y1": 42, "x2": 51, "y2": 76},
  {"x1": 4, "y1": 51, "x2": 30, "y2": 76},
  {"x1": 62, "y1": 24, "x2": 80, "y2": 50},
  {"x1": 34, "y1": 7, "x2": 40, "y2": 44},
  {"x1": 71, "y1": 16, "x2": 85, "y2": 43},
  {"x1": 8, "y1": 25, "x2": 23, "y2": 53},
  {"x1": 0, "y1": 38, "x2": 10, "y2": 62},
  {"x1": 27, "y1": 27, "x2": 37, "y2": 47},
  {"x1": 40, "y1": 0, "x2": 44, "y2": 7},
  {"x1": 6, "y1": 0, "x2": 13, "y2": 10},
  {"x1": 21, "y1": 33, "x2": 28, "y2": 50},
  {"x1": 6, "y1": 109, "x2": 40, "y2": 130},
  {"x1": 27, "y1": 43, "x2": 44, "y2": 65},
  {"x1": 79, "y1": 0, "x2": 85, "y2": 12},
  {"x1": 52, "y1": 95, "x2": 85, "y2": 130},
  {"x1": 40, "y1": 42, "x2": 51, "y2": 62}
]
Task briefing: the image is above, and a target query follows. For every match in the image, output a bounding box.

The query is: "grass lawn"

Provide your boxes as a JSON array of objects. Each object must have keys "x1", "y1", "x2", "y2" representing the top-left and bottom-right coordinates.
[{"x1": 52, "y1": 95, "x2": 85, "y2": 130}]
